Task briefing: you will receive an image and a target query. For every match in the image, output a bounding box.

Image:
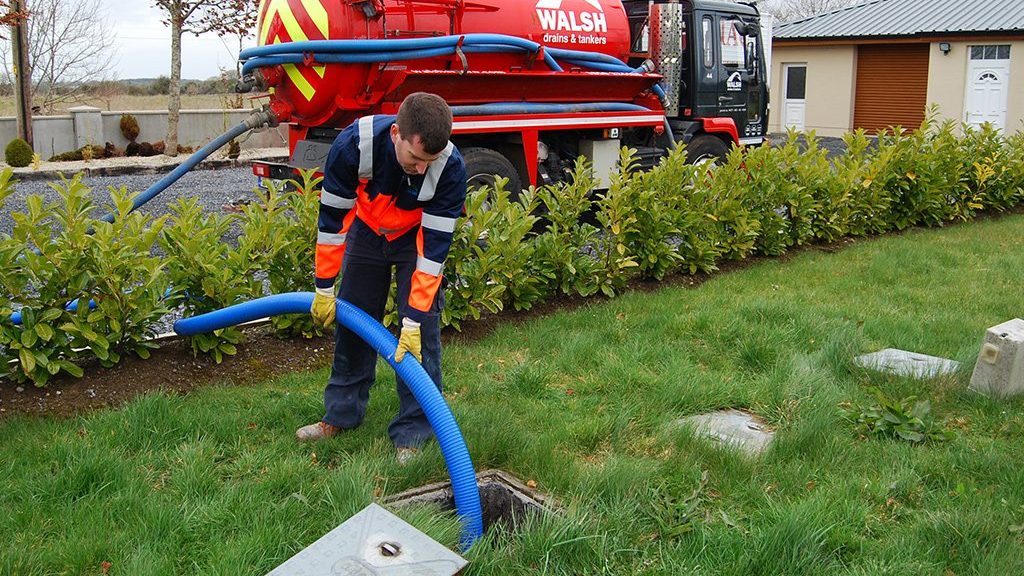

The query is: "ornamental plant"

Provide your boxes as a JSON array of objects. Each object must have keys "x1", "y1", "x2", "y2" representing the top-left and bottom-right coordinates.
[
  {"x1": 159, "y1": 198, "x2": 259, "y2": 363},
  {"x1": 83, "y1": 186, "x2": 170, "y2": 365},
  {"x1": 5, "y1": 138, "x2": 33, "y2": 168},
  {"x1": 619, "y1": 146, "x2": 688, "y2": 280},
  {"x1": 119, "y1": 114, "x2": 141, "y2": 142},
  {"x1": 1, "y1": 175, "x2": 99, "y2": 385},
  {"x1": 239, "y1": 172, "x2": 323, "y2": 339},
  {"x1": 834, "y1": 129, "x2": 896, "y2": 237},
  {"x1": 444, "y1": 178, "x2": 540, "y2": 328},
  {"x1": 0, "y1": 173, "x2": 171, "y2": 385},
  {"x1": 592, "y1": 148, "x2": 642, "y2": 297},
  {"x1": 533, "y1": 157, "x2": 604, "y2": 296}
]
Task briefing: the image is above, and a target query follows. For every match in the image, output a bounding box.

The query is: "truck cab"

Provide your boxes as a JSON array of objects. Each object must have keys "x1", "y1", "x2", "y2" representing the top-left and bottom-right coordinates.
[{"x1": 625, "y1": 0, "x2": 769, "y2": 160}]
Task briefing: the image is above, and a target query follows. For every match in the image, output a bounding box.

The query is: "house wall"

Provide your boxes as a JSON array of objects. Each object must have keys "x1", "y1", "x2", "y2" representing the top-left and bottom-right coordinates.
[
  {"x1": 927, "y1": 42, "x2": 969, "y2": 125},
  {"x1": 772, "y1": 39, "x2": 1024, "y2": 137},
  {"x1": 930, "y1": 39, "x2": 1024, "y2": 132},
  {"x1": 769, "y1": 45, "x2": 856, "y2": 137}
]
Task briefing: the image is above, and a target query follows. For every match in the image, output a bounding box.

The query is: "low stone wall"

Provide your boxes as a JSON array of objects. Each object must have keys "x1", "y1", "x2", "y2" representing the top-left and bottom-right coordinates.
[{"x1": 1, "y1": 107, "x2": 287, "y2": 160}]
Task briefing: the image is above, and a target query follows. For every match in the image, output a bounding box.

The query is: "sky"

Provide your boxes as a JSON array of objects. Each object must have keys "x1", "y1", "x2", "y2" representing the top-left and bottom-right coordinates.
[{"x1": 106, "y1": 0, "x2": 251, "y2": 80}]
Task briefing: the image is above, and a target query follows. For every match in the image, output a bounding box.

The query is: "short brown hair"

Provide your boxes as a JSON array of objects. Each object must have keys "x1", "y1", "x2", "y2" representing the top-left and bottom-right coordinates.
[{"x1": 395, "y1": 92, "x2": 453, "y2": 155}]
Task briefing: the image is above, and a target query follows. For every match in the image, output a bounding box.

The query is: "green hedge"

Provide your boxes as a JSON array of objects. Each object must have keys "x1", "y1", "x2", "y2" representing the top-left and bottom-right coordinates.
[{"x1": 2, "y1": 118, "x2": 1023, "y2": 385}]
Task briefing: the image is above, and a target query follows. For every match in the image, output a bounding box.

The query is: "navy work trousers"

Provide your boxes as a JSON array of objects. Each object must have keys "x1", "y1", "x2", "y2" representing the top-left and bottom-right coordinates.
[{"x1": 322, "y1": 217, "x2": 443, "y2": 448}]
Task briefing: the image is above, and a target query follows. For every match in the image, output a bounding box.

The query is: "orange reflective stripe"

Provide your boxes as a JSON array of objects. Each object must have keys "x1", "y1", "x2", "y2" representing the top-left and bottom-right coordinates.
[
  {"x1": 408, "y1": 229, "x2": 442, "y2": 312},
  {"x1": 315, "y1": 243, "x2": 345, "y2": 279},
  {"x1": 409, "y1": 270, "x2": 443, "y2": 313},
  {"x1": 315, "y1": 208, "x2": 358, "y2": 281}
]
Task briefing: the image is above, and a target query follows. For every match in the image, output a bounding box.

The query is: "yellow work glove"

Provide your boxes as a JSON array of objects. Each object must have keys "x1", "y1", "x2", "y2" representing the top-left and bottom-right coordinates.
[
  {"x1": 310, "y1": 286, "x2": 336, "y2": 329},
  {"x1": 395, "y1": 318, "x2": 422, "y2": 363}
]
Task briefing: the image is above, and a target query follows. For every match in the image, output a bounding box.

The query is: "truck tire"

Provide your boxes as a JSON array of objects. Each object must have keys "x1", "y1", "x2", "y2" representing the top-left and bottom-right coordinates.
[
  {"x1": 462, "y1": 147, "x2": 522, "y2": 202},
  {"x1": 685, "y1": 134, "x2": 730, "y2": 165}
]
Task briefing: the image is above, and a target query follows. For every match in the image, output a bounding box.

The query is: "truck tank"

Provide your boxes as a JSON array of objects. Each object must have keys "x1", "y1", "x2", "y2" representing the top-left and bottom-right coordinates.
[{"x1": 255, "y1": 0, "x2": 634, "y2": 126}]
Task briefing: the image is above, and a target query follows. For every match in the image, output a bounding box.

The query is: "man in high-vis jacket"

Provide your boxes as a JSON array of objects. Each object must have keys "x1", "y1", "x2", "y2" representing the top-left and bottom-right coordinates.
[{"x1": 297, "y1": 93, "x2": 467, "y2": 462}]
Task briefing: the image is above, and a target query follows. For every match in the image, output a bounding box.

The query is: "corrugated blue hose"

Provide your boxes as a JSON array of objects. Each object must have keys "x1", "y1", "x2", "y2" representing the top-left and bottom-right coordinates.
[
  {"x1": 172, "y1": 292, "x2": 484, "y2": 550},
  {"x1": 97, "y1": 109, "x2": 275, "y2": 223}
]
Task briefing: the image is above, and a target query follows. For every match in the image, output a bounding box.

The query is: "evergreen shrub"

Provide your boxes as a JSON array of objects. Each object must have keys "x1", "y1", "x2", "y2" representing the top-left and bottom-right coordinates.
[
  {"x1": 4, "y1": 115, "x2": 1024, "y2": 384},
  {"x1": 5, "y1": 138, "x2": 33, "y2": 167}
]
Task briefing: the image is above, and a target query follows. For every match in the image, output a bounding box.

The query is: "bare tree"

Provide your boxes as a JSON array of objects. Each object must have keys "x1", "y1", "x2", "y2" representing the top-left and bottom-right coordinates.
[
  {"x1": 759, "y1": 0, "x2": 859, "y2": 23},
  {"x1": 0, "y1": 0, "x2": 115, "y2": 113},
  {"x1": 152, "y1": 0, "x2": 258, "y2": 157},
  {"x1": 0, "y1": 0, "x2": 29, "y2": 31}
]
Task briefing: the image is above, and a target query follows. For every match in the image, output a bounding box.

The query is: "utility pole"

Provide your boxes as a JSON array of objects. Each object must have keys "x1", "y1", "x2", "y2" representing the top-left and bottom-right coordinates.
[{"x1": 10, "y1": 0, "x2": 33, "y2": 147}]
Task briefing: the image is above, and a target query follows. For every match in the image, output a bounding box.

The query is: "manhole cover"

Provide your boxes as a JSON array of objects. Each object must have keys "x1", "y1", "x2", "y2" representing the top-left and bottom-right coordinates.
[
  {"x1": 384, "y1": 469, "x2": 558, "y2": 533},
  {"x1": 676, "y1": 409, "x2": 775, "y2": 455}
]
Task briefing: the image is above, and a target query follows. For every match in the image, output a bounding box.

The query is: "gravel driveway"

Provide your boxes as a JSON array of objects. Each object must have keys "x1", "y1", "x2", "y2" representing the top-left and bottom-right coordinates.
[{"x1": 0, "y1": 166, "x2": 261, "y2": 238}]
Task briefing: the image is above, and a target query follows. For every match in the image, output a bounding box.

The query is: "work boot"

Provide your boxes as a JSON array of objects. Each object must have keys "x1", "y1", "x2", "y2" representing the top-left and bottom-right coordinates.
[
  {"x1": 295, "y1": 421, "x2": 340, "y2": 442},
  {"x1": 396, "y1": 447, "x2": 419, "y2": 466}
]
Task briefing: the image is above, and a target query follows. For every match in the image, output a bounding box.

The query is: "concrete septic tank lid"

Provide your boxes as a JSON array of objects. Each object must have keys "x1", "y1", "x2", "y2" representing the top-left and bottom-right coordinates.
[
  {"x1": 384, "y1": 469, "x2": 558, "y2": 533},
  {"x1": 855, "y1": 348, "x2": 960, "y2": 379},
  {"x1": 677, "y1": 409, "x2": 775, "y2": 455},
  {"x1": 264, "y1": 502, "x2": 467, "y2": 576}
]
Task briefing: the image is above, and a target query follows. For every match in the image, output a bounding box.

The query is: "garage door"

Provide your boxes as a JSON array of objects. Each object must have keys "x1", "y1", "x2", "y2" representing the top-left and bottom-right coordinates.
[{"x1": 854, "y1": 44, "x2": 929, "y2": 133}]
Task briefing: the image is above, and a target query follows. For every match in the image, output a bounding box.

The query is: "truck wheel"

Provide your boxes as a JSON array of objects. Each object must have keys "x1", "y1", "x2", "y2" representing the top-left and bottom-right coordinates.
[
  {"x1": 685, "y1": 135, "x2": 729, "y2": 165},
  {"x1": 462, "y1": 147, "x2": 522, "y2": 203}
]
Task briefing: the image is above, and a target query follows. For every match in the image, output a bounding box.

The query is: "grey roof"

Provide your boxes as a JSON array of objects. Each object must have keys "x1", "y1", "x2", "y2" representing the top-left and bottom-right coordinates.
[{"x1": 774, "y1": 0, "x2": 1024, "y2": 40}]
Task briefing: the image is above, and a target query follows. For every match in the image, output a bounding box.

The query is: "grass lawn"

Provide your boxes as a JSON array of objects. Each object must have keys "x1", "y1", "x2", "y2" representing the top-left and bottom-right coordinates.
[{"x1": 3, "y1": 213, "x2": 1024, "y2": 575}]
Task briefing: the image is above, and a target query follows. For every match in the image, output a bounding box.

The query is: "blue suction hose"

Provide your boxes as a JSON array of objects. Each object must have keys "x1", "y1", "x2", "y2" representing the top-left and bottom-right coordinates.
[
  {"x1": 238, "y1": 34, "x2": 674, "y2": 146},
  {"x1": 96, "y1": 108, "x2": 278, "y2": 223},
  {"x1": 172, "y1": 292, "x2": 484, "y2": 550}
]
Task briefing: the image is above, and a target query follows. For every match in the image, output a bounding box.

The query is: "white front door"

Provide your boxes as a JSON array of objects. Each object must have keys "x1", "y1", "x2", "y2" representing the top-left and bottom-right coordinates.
[
  {"x1": 965, "y1": 45, "x2": 1010, "y2": 131},
  {"x1": 782, "y1": 63, "x2": 806, "y2": 131}
]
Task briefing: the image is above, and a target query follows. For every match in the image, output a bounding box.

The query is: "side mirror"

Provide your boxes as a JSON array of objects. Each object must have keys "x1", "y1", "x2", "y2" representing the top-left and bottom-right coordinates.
[
  {"x1": 746, "y1": 41, "x2": 760, "y2": 85},
  {"x1": 733, "y1": 21, "x2": 760, "y2": 37}
]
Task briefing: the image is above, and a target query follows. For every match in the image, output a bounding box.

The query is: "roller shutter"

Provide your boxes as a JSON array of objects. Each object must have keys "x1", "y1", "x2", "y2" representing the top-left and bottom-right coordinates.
[{"x1": 854, "y1": 44, "x2": 929, "y2": 133}]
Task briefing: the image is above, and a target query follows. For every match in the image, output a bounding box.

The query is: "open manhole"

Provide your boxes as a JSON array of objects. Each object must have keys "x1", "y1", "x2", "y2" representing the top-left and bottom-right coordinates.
[{"x1": 383, "y1": 469, "x2": 558, "y2": 532}]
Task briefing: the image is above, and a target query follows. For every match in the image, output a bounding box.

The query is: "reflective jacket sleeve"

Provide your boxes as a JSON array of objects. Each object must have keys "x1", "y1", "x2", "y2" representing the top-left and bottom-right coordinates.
[
  {"x1": 315, "y1": 122, "x2": 360, "y2": 289},
  {"x1": 405, "y1": 153, "x2": 468, "y2": 322}
]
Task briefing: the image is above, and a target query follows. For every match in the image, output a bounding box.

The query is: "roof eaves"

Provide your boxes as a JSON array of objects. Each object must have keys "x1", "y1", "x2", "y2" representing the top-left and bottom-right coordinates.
[{"x1": 774, "y1": 29, "x2": 1024, "y2": 42}]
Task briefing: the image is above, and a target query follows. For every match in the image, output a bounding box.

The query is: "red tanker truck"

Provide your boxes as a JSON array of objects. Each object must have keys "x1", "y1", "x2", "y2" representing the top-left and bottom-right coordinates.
[{"x1": 243, "y1": 0, "x2": 769, "y2": 193}]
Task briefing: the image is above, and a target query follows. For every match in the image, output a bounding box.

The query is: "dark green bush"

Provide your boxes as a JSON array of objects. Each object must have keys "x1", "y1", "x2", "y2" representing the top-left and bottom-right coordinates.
[
  {"x1": 0, "y1": 173, "x2": 167, "y2": 385},
  {"x1": 236, "y1": 172, "x2": 323, "y2": 339},
  {"x1": 119, "y1": 114, "x2": 140, "y2": 142},
  {"x1": 533, "y1": 157, "x2": 604, "y2": 295},
  {"x1": 5, "y1": 138, "x2": 33, "y2": 167},
  {"x1": 159, "y1": 198, "x2": 262, "y2": 363},
  {"x1": 5, "y1": 115, "x2": 1024, "y2": 383}
]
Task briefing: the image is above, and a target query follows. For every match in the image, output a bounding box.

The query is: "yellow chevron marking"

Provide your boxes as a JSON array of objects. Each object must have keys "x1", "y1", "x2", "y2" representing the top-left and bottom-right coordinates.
[
  {"x1": 301, "y1": 0, "x2": 330, "y2": 38},
  {"x1": 258, "y1": 0, "x2": 330, "y2": 99},
  {"x1": 260, "y1": 0, "x2": 310, "y2": 46},
  {"x1": 284, "y1": 64, "x2": 316, "y2": 101}
]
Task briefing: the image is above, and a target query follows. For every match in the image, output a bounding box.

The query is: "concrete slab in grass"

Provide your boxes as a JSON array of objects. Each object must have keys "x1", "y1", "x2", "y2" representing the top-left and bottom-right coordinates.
[
  {"x1": 855, "y1": 348, "x2": 960, "y2": 379},
  {"x1": 677, "y1": 409, "x2": 775, "y2": 456},
  {"x1": 265, "y1": 503, "x2": 467, "y2": 576}
]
